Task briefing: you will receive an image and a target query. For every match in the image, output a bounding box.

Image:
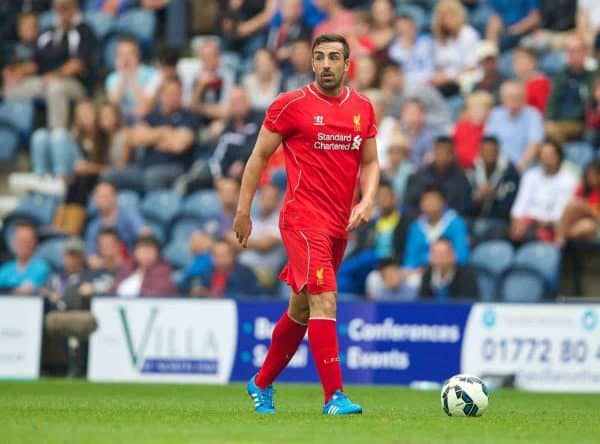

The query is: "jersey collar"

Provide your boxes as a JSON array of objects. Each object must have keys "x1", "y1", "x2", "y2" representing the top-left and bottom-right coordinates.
[{"x1": 308, "y1": 83, "x2": 350, "y2": 105}]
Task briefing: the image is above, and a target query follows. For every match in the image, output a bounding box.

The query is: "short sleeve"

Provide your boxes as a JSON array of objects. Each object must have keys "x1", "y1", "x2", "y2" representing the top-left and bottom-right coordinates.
[
  {"x1": 366, "y1": 101, "x2": 378, "y2": 139},
  {"x1": 263, "y1": 92, "x2": 298, "y2": 138}
]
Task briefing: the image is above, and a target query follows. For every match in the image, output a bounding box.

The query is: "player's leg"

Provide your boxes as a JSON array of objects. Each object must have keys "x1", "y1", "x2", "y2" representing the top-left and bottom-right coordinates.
[
  {"x1": 307, "y1": 291, "x2": 362, "y2": 415},
  {"x1": 255, "y1": 290, "x2": 309, "y2": 389}
]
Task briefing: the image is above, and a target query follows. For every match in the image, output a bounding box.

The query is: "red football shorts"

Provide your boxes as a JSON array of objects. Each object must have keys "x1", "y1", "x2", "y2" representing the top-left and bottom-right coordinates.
[{"x1": 279, "y1": 229, "x2": 347, "y2": 295}]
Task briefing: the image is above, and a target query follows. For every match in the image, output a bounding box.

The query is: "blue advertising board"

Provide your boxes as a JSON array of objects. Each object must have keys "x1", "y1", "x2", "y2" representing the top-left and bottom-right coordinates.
[{"x1": 231, "y1": 301, "x2": 472, "y2": 385}]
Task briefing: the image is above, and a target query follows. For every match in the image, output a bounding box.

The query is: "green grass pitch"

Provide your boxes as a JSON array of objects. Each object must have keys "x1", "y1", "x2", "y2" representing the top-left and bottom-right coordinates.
[{"x1": 1, "y1": 380, "x2": 599, "y2": 443}]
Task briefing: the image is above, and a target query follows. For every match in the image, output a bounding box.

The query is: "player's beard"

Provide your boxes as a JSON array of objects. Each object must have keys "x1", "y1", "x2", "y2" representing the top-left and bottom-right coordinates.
[{"x1": 317, "y1": 71, "x2": 343, "y2": 93}]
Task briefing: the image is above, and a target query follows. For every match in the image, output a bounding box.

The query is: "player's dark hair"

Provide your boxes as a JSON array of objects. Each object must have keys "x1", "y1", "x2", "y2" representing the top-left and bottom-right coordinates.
[
  {"x1": 541, "y1": 138, "x2": 564, "y2": 163},
  {"x1": 312, "y1": 33, "x2": 350, "y2": 60},
  {"x1": 481, "y1": 135, "x2": 499, "y2": 147}
]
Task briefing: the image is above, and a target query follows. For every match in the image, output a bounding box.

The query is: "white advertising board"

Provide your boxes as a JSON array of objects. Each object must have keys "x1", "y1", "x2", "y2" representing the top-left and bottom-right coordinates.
[
  {"x1": 0, "y1": 297, "x2": 43, "y2": 379},
  {"x1": 462, "y1": 304, "x2": 600, "y2": 392},
  {"x1": 88, "y1": 298, "x2": 237, "y2": 383}
]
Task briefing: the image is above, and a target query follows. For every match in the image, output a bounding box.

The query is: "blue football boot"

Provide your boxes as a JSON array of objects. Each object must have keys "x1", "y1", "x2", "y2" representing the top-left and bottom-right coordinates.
[
  {"x1": 322, "y1": 390, "x2": 363, "y2": 415},
  {"x1": 247, "y1": 374, "x2": 275, "y2": 414}
]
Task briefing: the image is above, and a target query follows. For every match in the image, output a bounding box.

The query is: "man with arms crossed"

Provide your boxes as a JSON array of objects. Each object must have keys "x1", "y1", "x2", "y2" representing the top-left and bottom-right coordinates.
[{"x1": 234, "y1": 34, "x2": 380, "y2": 415}]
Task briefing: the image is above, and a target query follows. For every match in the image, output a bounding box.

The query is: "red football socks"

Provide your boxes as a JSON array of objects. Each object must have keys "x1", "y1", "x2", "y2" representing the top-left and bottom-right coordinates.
[
  {"x1": 255, "y1": 312, "x2": 307, "y2": 389},
  {"x1": 308, "y1": 318, "x2": 343, "y2": 402}
]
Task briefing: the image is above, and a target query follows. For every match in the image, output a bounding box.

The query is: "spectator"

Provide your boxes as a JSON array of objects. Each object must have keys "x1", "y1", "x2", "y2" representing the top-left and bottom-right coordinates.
[
  {"x1": 419, "y1": 238, "x2": 479, "y2": 299},
  {"x1": 242, "y1": 48, "x2": 282, "y2": 111},
  {"x1": 404, "y1": 136, "x2": 472, "y2": 218},
  {"x1": 472, "y1": 40, "x2": 506, "y2": 99},
  {"x1": 216, "y1": 177, "x2": 241, "y2": 238},
  {"x1": 281, "y1": 39, "x2": 313, "y2": 91},
  {"x1": 179, "y1": 231, "x2": 216, "y2": 292},
  {"x1": 270, "y1": 0, "x2": 326, "y2": 31},
  {"x1": 312, "y1": 0, "x2": 356, "y2": 39},
  {"x1": 42, "y1": 237, "x2": 98, "y2": 378},
  {"x1": 189, "y1": 38, "x2": 235, "y2": 123},
  {"x1": 5, "y1": 0, "x2": 95, "y2": 129},
  {"x1": 585, "y1": 77, "x2": 600, "y2": 148},
  {"x1": 0, "y1": 220, "x2": 50, "y2": 294},
  {"x1": 346, "y1": 11, "x2": 376, "y2": 60},
  {"x1": 453, "y1": 90, "x2": 495, "y2": 169},
  {"x1": 29, "y1": 100, "x2": 98, "y2": 188},
  {"x1": 266, "y1": 0, "x2": 311, "y2": 64},
  {"x1": 84, "y1": 181, "x2": 147, "y2": 258},
  {"x1": 383, "y1": 131, "x2": 414, "y2": 201},
  {"x1": 99, "y1": 102, "x2": 128, "y2": 170},
  {"x1": 367, "y1": 259, "x2": 417, "y2": 301},
  {"x1": 351, "y1": 54, "x2": 378, "y2": 92},
  {"x1": 404, "y1": 186, "x2": 470, "y2": 270},
  {"x1": 156, "y1": 46, "x2": 180, "y2": 80},
  {"x1": 577, "y1": 0, "x2": 600, "y2": 46},
  {"x1": 177, "y1": 86, "x2": 261, "y2": 193},
  {"x1": 397, "y1": 99, "x2": 437, "y2": 167},
  {"x1": 486, "y1": 0, "x2": 540, "y2": 51},
  {"x1": 363, "y1": 90, "x2": 394, "y2": 169},
  {"x1": 545, "y1": 34, "x2": 595, "y2": 144},
  {"x1": 556, "y1": 160, "x2": 600, "y2": 246},
  {"x1": 220, "y1": 0, "x2": 277, "y2": 61},
  {"x1": 105, "y1": 37, "x2": 162, "y2": 125},
  {"x1": 485, "y1": 80, "x2": 544, "y2": 170},
  {"x1": 520, "y1": 0, "x2": 577, "y2": 53},
  {"x1": 112, "y1": 234, "x2": 177, "y2": 297},
  {"x1": 88, "y1": 227, "x2": 126, "y2": 274},
  {"x1": 387, "y1": 13, "x2": 435, "y2": 85},
  {"x1": 468, "y1": 136, "x2": 520, "y2": 240},
  {"x1": 2, "y1": 12, "x2": 38, "y2": 92},
  {"x1": 510, "y1": 139, "x2": 578, "y2": 243},
  {"x1": 189, "y1": 239, "x2": 260, "y2": 298},
  {"x1": 367, "y1": 0, "x2": 396, "y2": 53},
  {"x1": 106, "y1": 76, "x2": 199, "y2": 192},
  {"x1": 512, "y1": 46, "x2": 552, "y2": 115},
  {"x1": 382, "y1": 62, "x2": 451, "y2": 131},
  {"x1": 91, "y1": 0, "x2": 137, "y2": 15},
  {"x1": 431, "y1": 0, "x2": 480, "y2": 97},
  {"x1": 237, "y1": 183, "x2": 285, "y2": 288}
]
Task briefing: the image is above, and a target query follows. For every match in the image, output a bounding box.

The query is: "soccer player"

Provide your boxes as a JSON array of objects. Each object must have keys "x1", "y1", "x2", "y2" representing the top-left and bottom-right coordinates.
[{"x1": 233, "y1": 33, "x2": 380, "y2": 415}]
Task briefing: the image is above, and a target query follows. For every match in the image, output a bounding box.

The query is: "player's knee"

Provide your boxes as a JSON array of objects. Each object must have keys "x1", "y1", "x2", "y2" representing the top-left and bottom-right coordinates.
[
  {"x1": 308, "y1": 293, "x2": 337, "y2": 318},
  {"x1": 289, "y1": 306, "x2": 309, "y2": 324}
]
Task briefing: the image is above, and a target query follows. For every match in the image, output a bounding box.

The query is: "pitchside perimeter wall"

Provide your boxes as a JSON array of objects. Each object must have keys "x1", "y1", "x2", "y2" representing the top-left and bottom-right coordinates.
[{"x1": 1, "y1": 297, "x2": 599, "y2": 392}]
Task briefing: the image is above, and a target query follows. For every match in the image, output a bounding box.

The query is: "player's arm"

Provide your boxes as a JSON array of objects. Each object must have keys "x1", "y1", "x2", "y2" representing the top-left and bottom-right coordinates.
[
  {"x1": 233, "y1": 126, "x2": 283, "y2": 247},
  {"x1": 347, "y1": 137, "x2": 380, "y2": 231}
]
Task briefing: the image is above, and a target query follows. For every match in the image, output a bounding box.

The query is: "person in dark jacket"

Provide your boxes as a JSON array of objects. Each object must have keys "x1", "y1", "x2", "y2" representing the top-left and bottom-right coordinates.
[
  {"x1": 420, "y1": 238, "x2": 479, "y2": 300},
  {"x1": 545, "y1": 34, "x2": 596, "y2": 143},
  {"x1": 112, "y1": 235, "x2": 178, "y2": 297},
  {"x1": 190, "y1": 239, "x2": 260, "y2": 298},
  {"x1": 468, "y1": 136, "x2": 520, "y2": 241},
  {"x1": 404, "y1": 136, "x2": 472, "y2": 218}
]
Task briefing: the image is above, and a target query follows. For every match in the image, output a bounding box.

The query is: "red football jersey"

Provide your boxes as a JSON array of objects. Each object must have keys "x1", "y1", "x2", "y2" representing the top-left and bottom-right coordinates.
[{"x1": 263, "y1": 83, "x2": 377, "y2": 238}]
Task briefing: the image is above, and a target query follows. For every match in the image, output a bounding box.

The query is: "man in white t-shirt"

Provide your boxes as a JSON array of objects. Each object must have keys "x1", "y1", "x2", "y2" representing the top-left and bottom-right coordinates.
[{"x1": 105, "y1": 36, "x2": 162, "y2": 124}]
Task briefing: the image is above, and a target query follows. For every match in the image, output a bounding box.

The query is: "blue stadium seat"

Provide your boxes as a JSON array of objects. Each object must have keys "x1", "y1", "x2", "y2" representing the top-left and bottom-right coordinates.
[
  {"x1": 538, "y1": 51, "x2": 566, "y2": 77},
  {"x1": 500, "y1": 269, "x2": 545, "y2": 302},
  {"x1": 38, "y1": 10, "x2": 55, "y2": 30},
  {"x1": 181, "y1": 190, "x2": 222, "y2": 220},
  {"x1": 564, "y1": 141, "x2": 594, "y2": 172},
  {"x1": 11, "y1": 193, "x2": 59, "y2": 226},
  {"x1": 498, "y1": 50, "x2": 515, "y2": 78},
  {"x1": 469, "y1": 240, "x2": 514, "y2": 301},
  {"x1": 163, "y1": 239, "x2": 193, "y2": 270},
  {"x1": 395, "y1": 4, "x2": 428, "y2": 30},
  {"x1": 0, "y1": 100, "x2": 34, "y2": 141},
  {"x1": 141, "y1": 189, "x2": 182, "y2": 226},
  {"x1": 114, "y1": 9, "x2": 156, "y2": 49},
  {"x1": 169, "y1": 216, "x2": 203, "y2": 243},
  {"x1": 0, "y1": 125, "x2": 19, "y2": 161},
  {"x1": 513, "y1": 242, "x2": 561, "y2": 291},
  {"x1": 35, "y1": 238, "x2": 68, "y2": 271},
  {"x1": 84, "y1": 11, "x2": 114, "y2": 41},
  {"x1": 103, "y1": 36, "x2": 119, "y2": 70},
  {"x1": 145, "y1": 219, "x2": 166, "y2": 246}
]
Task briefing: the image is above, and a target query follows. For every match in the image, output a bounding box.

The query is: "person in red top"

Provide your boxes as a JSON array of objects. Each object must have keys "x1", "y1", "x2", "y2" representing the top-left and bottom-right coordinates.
[
  {"x1": 512, "y1": 46, "x2": 552, "y2": 115},
  {"x1": 234, "y1": 34, "x2": 380, "y2": 415},
  {"x1": 556, "y1": 160, "x2": 600, "y2": 246},
  {"x1": 453, "y1": 90, "x2": 495, "y2": 169}
]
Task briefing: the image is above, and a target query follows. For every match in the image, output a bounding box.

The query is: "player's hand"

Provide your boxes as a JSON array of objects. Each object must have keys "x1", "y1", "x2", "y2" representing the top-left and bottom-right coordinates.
[
  {"x1": 347, "y1": 199, "x2": 373, "y2": 232},
  {"x1": 233, "y1": 212, "x2": 252, "y2": 248}
]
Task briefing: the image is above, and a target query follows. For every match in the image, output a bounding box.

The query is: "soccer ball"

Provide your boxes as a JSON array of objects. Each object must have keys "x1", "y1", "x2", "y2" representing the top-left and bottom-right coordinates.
[{"x1": 441, "y1": 374, "x2": 489, "y2": 417}]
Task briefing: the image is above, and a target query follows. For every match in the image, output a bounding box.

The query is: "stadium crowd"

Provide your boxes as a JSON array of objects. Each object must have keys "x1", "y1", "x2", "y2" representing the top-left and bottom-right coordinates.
[{"x1": 1, "y1": 0, "x2": 600, "y2": 316}]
